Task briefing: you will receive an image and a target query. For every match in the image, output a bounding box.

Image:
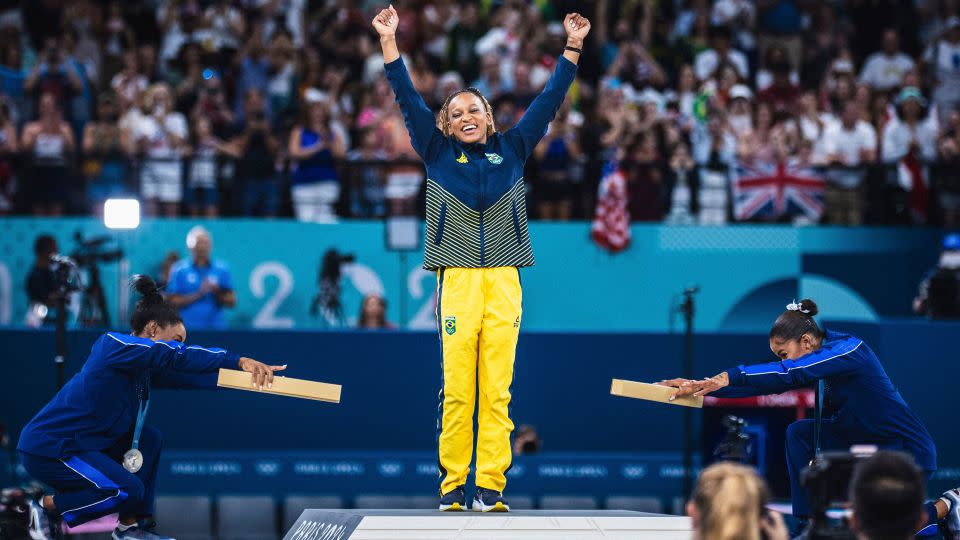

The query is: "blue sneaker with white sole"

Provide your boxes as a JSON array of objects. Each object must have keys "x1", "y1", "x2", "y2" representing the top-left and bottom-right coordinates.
[
  {"x1": 472, "y1": 487, "x2": 509, "y2": 512},
  {"x1": 439, "y1": 485, "x2": 466, "y2": 511}
]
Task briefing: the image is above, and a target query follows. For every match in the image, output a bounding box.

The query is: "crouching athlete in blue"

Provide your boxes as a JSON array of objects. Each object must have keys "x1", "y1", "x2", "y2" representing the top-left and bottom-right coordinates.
[
  {"x1": 18, "y1": 275, "x2": 286, "y2": 540},
  {"x1": 661, "y1": 298, "x2": 960, "y2": 537}
]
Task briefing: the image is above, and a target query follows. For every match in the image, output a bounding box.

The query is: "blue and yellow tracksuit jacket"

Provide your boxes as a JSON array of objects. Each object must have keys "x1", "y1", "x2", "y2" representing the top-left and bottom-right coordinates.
[{"x1": 385, "y1": 55, "x2": 577, "y2": 496}]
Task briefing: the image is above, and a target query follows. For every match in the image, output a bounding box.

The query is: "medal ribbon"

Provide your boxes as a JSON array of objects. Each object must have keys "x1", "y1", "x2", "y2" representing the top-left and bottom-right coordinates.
[{"x1": 132, "y1": 374, "x2": 151, "y2": 451}]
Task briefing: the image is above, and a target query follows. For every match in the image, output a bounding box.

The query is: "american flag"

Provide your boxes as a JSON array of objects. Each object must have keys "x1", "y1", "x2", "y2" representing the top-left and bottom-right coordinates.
[
  {"x1": 732, "y1": 160, "x2": 825, "y2": 221},
  {"x1": 591, "y1": 159, "x2": 631, "y2": 253}
]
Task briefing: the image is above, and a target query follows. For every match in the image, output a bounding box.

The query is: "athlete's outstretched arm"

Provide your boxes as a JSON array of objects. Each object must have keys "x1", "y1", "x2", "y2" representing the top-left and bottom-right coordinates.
[
  {"x1": 373, "y1": 4, "x2": 443, "y2": 161},
  {"x1": 102, "y1": 333, "x2": 285, "y2": 389},
  {"x1": 660, "y1": 337, "x2": 867, "y2": 399},
  {"x1": 505, "y1": 13, "x2": 590, "y2": 159}
]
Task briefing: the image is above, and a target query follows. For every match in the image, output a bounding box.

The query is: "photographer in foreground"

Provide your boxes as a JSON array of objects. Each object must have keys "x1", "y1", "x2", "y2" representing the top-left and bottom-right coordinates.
[{"x1": 850, "y1": 452, "x2": 960, "y2": 540}]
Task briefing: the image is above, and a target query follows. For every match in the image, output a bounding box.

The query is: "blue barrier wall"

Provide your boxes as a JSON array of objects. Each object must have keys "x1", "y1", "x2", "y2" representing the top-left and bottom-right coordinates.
[
  {"x1": 3, "y1": 320, "x2": 958, "y2": 498},
  {"x1": 0, "y1": 219, "x2": 944, "y2": 331}
]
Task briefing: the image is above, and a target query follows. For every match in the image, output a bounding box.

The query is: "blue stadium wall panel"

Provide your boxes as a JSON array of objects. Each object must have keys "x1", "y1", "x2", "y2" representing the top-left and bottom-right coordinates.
[
  {"x1": 2, "y1": 322, "x2": 958, "y2": 497},
  {"x1": 0, "y1": 219, "x2": 944, "y2": 331}
]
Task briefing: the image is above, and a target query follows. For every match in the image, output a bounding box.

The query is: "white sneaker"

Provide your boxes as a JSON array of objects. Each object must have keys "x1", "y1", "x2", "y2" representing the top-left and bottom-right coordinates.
[
  {"x1": 471, "y1": 487, "x2": 510, "y2": 512},
  {"x1": 112, "y1": 525, "x2": 176, "y2": 540},
  {"x1": 27, "y1": 496, "x2": 59, "y2": 540}
]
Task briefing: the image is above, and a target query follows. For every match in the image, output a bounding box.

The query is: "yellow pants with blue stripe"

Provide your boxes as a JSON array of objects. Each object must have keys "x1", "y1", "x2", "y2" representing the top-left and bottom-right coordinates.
[{"x1": 436, "y1": 267, "x2": 521, "y2": 495}]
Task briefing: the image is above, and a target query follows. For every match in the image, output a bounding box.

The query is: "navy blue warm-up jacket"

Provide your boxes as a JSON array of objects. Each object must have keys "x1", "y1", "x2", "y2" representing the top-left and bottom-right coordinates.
[
  {"x1": 714, "y1": 329, "x2": 936, "y2": 471},
  {"x1": 18, "y1": 332, "x2": 239, "y2": 459}
]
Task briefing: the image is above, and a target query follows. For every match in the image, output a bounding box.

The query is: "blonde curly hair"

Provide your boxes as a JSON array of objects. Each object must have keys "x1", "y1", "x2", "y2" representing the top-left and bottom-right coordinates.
[
  {"x1": 436, "y1": 88, "x2": 496, "y2": 138},
  {"x1": 691, "y1": 462, "x2": 771, "y2": 540}
]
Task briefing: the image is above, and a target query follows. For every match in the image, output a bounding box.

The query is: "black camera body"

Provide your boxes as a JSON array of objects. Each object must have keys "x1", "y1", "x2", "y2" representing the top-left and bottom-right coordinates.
[
  {"x1": 70, "y1": 232, "x2": 123, "y2": 268},
  {"x1": 713, "y1": 414, "x2": 752, "y2": 462},
  {"x1": 800, "y1": 451, "x2": 870, "y2": 540},
  {"x1": 49, "y1": 254, "x2": 80, "y2": 295}
]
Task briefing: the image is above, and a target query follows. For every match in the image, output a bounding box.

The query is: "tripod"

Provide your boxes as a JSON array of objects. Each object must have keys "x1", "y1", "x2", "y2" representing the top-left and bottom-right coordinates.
[
  {"x1": 678, "y1": 286, "x2": 699, "y2": 498},
  {"x1": 77, "y1": 261, "x2": 110, "y2": 328}
]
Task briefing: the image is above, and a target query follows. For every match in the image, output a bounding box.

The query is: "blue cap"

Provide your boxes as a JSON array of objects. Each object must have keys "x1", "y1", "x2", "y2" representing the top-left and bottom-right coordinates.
[{"x1": 944, "y1": 233, "x2": 960, "y2": 251}]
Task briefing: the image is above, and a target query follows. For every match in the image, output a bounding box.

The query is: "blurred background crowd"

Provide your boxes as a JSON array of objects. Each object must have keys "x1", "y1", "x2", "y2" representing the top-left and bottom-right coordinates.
[{"x1": 0, "y1": 0, "x2": 958, "y2": 226}]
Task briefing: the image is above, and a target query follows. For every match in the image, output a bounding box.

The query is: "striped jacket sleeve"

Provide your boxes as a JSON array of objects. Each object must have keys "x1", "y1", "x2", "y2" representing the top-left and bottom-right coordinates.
[
  {"x1": 103, "y1": 333, "x2": 240, "y2": 373},
  {"x1": 715, "y1": 337, "x2": 866, "y2": 397},
  {"x1": 384, "y1": 58, "x2": 444, "y2": 162}
]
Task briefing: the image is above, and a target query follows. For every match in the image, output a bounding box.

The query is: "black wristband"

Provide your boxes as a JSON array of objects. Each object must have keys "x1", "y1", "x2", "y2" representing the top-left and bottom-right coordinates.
[{"x1": 564, "y1": 45, "x2": 583, "y2": 54}]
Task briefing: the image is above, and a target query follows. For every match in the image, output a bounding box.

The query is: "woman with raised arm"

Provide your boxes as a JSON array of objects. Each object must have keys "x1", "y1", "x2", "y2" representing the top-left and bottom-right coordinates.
[{"x1": 372, "y1": 4, "x2": 590, "y2": 513}]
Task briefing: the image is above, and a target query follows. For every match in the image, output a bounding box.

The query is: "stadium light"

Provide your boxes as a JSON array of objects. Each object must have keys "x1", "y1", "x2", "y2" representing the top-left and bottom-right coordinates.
[{"x1": 104, "y1": 199, "x2": 141, "y2": 230}]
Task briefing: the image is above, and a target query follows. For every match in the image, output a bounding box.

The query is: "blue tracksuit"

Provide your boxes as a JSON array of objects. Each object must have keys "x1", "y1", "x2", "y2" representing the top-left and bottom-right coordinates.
[
  {"x1": 18, "y1": 332, "x2": 239, "y2": 526},
  {"x1": 714, "y1": 329, "x2": 937, "y2": 517}
]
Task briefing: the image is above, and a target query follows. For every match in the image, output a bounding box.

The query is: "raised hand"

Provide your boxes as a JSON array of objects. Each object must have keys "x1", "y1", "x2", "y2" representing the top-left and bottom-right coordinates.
[
  {"x1": 563, "y1": 13, "x2": 591, "y2": 44},
  {"x1": 372, "y1": 4, "x2": 399, "y2": 38}
]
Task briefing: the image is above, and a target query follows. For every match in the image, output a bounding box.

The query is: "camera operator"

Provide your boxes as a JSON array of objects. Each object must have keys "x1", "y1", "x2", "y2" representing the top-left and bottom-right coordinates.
[
  {"x1": 913, "y1": 233, "x2": 960, "y2": 319},
  {"x1": 24, "y1": 235, "x2": 59, "y2": 325},
  {"x1": 164, "y1": 226, "x2": 235, "y2": 329},
  {"x1": 850, "y1": 452, "x2": 960, "y2": 540}
]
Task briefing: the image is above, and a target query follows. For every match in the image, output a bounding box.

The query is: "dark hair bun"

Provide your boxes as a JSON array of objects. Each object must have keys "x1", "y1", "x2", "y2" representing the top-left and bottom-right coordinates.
[
  {"x1": 131, "y1": 274, "x2": 163, "y2": 305},
  {"x1": 799, "y1": 298, "x2": 819, "y2": 317}
]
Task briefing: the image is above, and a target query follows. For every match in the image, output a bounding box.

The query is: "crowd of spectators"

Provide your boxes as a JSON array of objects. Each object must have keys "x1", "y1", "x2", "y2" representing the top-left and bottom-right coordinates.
[{"x1": 0, "y1": 0, "x2": 958, "y2": 226}]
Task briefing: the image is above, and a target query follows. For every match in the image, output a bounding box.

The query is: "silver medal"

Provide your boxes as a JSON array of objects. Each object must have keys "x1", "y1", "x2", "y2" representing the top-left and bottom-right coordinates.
[{"x1": 123, "y1": 449, "x2": 144, "y2": 473}]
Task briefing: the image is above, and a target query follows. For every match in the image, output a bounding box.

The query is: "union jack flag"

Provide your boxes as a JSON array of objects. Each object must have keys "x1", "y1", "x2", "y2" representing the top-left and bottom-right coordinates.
[{"x1": 732, "y1": 160, "x2": 825, "y2": 221}]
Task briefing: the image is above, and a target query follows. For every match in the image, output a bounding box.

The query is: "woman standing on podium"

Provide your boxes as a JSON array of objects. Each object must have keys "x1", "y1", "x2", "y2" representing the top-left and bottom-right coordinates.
[
  {"x1": 18, "y1": 276, "x2": 284, "y2": 540},
  {"x1": 372, "y1": 4, "x2": 590, "y2": 513}
]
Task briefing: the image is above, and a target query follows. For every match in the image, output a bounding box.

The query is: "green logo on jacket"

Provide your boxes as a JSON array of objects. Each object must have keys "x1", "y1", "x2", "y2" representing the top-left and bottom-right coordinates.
[
  {"x1": 444, "y1": 315, "x2": 457, "y2": 335},
  {"x1": 485, "y1": 152, "x2": 503, "y2": 165}
]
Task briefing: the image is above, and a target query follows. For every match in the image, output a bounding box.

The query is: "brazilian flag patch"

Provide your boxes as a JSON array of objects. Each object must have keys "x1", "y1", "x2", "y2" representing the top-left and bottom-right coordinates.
[
  {"x1": 485, "y1": 152, "x2": 503, "y2": 165},
  {"x1": 443, "y1": 315, "x2": 457, "y2": 335}
]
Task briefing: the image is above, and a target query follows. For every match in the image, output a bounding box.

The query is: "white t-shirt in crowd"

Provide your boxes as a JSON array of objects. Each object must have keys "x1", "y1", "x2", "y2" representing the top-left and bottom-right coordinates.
[
  {"x1": 756, "y1": 69, "x2": 800, "y2": 91},
  {"x1": 823, "y1": 120, "x2": 877, "y2": 188},
  {"x1": 823, "y1": 120, "x2": 877, "y2": 165},
  {"x1": 859, "y1": 52, "x2": 915, "y2": 91},
  {"x1": 694, "y1": 48, "x2": 750, "y2": 81},
  {"x1": 131, "y1": 112, "x2": 188, "y2": 158},
  {"x1": 924, "y1": 39, "x2": 960, "y2": 102},
  {"x1": 882, "y1": 117, "x2": 938, "y2": 162},
  {"x1": 799, "y1": 113, "x2": 838, "y2": 164}
]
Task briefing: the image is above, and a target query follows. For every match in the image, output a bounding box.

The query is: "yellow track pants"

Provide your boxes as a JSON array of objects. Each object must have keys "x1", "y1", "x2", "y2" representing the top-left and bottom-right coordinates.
[{"x1": 435, "y1": 266, "x2": 521, "y2": 495}]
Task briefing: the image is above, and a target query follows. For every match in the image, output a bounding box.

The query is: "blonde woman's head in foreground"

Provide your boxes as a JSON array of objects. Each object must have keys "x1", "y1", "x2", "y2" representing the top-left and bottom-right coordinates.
[{"x1": 688, "y1": 462, "x2": 771, "y2": 540}]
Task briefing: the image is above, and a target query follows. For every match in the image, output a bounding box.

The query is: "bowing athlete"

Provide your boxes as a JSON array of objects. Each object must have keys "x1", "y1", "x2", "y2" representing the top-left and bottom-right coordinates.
[
  {"x1": 660, "y1": 298, "x2": 959, "y2": 536},
  {"x1": 18, "y1": 275, "x2": 284, "y2": 540}
]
